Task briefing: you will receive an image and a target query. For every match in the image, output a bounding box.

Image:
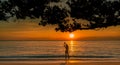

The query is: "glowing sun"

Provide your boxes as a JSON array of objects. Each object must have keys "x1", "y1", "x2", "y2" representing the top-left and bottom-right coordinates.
[{"x1": 69, "y1": 33, "x2": 74, "y2": 38}]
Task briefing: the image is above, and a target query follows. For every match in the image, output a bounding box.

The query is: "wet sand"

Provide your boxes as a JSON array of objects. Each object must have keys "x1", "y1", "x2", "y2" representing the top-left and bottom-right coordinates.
[
  {"x1": 0, "y1": 59, "x2": 120, "y2": 65},
  {"x1": 0, "y1": 62, "x2": 120, "y2": 65}
]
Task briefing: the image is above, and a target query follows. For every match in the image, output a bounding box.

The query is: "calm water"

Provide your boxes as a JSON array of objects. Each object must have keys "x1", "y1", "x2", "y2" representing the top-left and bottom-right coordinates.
[{"x1": 0, "y1": 41, "x2": 120, "y2": 59}]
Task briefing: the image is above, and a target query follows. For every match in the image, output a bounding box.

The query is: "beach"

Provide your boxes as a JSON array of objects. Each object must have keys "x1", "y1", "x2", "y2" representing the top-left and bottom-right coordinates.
[
  {"x1": 0, "y1": 62, "x2": 120, "y2": 65},
  {"x1": 0, "y1": 59, "x2": 120, "y2": 65},
  {"x1": 0, "y1": 61, "x2": 120, "y2": 65}
]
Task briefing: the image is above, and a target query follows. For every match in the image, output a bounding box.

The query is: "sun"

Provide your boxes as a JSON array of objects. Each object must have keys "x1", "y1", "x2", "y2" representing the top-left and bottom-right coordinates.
[{"x1": 69, "y1": 33, "x2": 74, "y2": 38}]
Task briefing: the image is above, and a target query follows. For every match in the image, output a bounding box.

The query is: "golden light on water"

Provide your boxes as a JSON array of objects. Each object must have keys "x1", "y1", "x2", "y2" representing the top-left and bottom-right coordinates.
[
  {"x1": 70, "y1": 40, "x2": 74, "y2": 45},
  {"x1": 70, "y1": 40, "x2": 74, "y2": 51},
  {"x1": 69, "y1": 41, "x2": 84, "y2": 55}
]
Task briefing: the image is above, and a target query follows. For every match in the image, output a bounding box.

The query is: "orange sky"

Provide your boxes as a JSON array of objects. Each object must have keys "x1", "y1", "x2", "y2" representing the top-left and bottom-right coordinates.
[{"x1": 0, "y1": 20, "x2": 120, "y2": 41}]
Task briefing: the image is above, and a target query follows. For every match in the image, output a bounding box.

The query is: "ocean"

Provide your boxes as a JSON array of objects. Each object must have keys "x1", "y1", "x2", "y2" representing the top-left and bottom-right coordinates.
[{"x1": 0, "y1": 40, "x2": 120, "y2": 59}]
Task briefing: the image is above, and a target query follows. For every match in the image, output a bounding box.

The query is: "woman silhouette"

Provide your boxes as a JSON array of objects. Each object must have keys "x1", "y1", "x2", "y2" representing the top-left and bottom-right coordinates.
[{"x1": 64, "y1": 42, "x2": 69, "y2": 59}]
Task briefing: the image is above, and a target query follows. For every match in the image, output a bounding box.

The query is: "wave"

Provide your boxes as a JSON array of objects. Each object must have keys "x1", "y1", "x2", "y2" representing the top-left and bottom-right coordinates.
[{"x1": 0, "y1": 55, "x2": 114, "y2": 59}]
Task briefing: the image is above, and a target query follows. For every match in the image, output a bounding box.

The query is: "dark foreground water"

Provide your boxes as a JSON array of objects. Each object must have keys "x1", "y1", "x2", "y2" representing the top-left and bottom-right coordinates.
[{"x1": 0, "y1": 41, "x2": 120, "y2": 59}]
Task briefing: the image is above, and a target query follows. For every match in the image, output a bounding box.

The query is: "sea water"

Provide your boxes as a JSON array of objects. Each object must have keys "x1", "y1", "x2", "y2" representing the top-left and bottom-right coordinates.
[{"x1": 0, "y1": 40, "x2": 120, "y2": 59}]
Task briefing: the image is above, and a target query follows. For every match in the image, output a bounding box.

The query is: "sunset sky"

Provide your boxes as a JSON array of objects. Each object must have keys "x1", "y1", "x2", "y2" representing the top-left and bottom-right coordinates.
[
  {"x1": 0, "y1": 19, "x2": 120, "y2": 41},
  {"x1": 0, "y1": 0, "x2": 120, "y2": 41}
]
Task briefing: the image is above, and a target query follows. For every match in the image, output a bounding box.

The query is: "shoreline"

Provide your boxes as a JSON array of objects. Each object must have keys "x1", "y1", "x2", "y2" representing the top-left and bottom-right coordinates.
[
  {"x1": 0, "y1": 58, "x2": 120, "y2": 65},
  {"x1": 0, "y1": 60, "x2": 120, "y2": 65}
]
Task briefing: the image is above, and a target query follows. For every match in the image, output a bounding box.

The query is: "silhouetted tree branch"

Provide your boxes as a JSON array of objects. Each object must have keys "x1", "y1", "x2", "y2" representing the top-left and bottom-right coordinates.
[{"x1": 0, "y1": 0, "x2": 120, "y2": 32}]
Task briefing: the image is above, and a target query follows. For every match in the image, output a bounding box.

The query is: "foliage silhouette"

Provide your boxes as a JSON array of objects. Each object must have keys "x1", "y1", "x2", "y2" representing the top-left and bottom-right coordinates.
[{"x1": 0, "y1": 0, "x2": 120, "y2": 32}]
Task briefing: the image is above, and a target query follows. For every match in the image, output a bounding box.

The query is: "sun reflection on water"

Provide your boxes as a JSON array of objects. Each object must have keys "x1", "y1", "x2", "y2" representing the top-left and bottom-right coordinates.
[
  {"x1": 68, "y1": 40, "x2": 84, "y2": 56},
  {"x1": 70, "y1": 40, "x2": 74, "y2": 52}
]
